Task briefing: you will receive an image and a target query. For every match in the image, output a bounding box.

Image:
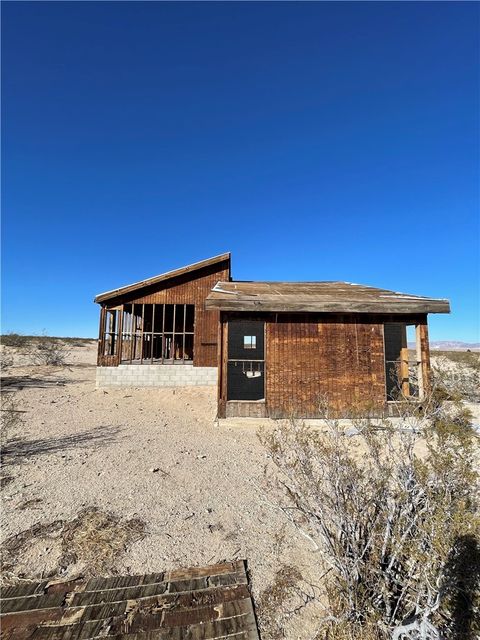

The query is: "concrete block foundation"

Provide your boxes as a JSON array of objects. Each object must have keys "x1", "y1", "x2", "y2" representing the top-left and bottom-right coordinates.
[{"x1": 96, "y1": 364, "x2": 218, "y2": 388}]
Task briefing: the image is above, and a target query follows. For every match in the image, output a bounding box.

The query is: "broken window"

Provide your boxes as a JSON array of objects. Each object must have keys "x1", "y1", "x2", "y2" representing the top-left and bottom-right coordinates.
[
  {"x1": 119, "y1": 303, "x2": 195, "y2": 364},
  {"x1": 103, "y1": 309, "x2": 119, "y2": 356},
  {"x1": 384, "y1": 323, "x2": 425, "y2": 400}
]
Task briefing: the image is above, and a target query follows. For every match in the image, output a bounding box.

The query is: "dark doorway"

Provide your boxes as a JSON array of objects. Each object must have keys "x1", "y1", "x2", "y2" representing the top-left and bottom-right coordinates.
[{"x1": 227, "y1": 320, "x2": 265, "y2": 401}]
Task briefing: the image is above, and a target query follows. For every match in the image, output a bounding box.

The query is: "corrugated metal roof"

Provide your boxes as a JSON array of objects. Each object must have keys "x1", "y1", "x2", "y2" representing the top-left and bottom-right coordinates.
[
  {"x1": 0, "y1": 560, "x2": 259, "y2": 640},
  {"x1": 94, "y1": 253, "x2": 231, "y2": 304},
  {"x1": 205, "y1": 281, "x2": 450, "y2": 314}
]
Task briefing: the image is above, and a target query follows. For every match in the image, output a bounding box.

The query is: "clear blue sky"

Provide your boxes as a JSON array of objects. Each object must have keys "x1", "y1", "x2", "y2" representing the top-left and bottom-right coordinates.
[{"x1": 2, "y1": 2, "x2": 479, "y2": 341}]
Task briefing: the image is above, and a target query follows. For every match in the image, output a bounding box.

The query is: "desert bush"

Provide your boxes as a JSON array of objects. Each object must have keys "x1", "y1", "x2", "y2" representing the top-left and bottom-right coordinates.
[
  {"x1": 1, "y1": 333, "x2": 32, "y2": 348},
  {"x1": 431, "y1": 350, "x2": 480, "y2": 371},
  {"x1": 0, "y1": 349, "x2": 14, "y2": 371},
  {"x1": 260, "y1": 398, "x2": 480, "y2": 639},
  {"x1": 431, "y1": 355, "x2": 480, "y2": 403},
  {"x1": 30, "y1": 336, "x2": 70, "y2": 366},
  {"x1": 0, "y1": 392, "x2": 24, "y2": 446}
]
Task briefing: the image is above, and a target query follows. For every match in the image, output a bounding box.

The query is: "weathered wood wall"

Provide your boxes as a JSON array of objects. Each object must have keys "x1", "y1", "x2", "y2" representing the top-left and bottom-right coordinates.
[
  {"x1": 218, "y1": 312, "x2": 431, "y2": 418},
  {"x1": 98, "y1": 260, "x2": 230, "y2": 367},
  {"x1": 266, "y1": 314, "x2": 386, "y2": 418}
]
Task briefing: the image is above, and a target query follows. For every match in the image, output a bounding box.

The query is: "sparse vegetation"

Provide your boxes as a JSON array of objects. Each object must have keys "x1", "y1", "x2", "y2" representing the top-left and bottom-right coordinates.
[
  {"x1": 431, "y1": 350, "x2": 480, "y2": 371},
  {"x1": 30, "y1": 335, "x2": 71, "y2": 366},
  {"x1": 431, "y1": 353, "x2": 480, "y2": 403},
  {"x1": 260, "y1": 396, "x2": 480, "y2": 640},
  {"x1": 1, "y1": 333, "x2": 95, "y2": 349},
  {"x1": 1, "y1": 507, "x2": 146, "y2": 582},
  {"x1": 257, "y1": 564, "x2": 311, "y2": 638},
  {"x1": 0, "y1": 392, "x2": 23, "y2": 438}
]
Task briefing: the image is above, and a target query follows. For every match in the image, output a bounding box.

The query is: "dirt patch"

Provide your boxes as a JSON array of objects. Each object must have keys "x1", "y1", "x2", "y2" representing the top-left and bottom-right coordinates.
[{"x1": 1, "y1": 507, "x2": 146, "y2": 583}]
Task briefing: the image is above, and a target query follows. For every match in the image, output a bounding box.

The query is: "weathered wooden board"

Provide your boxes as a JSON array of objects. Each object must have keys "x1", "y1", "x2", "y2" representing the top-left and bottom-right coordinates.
[
  {"x1": 96, "y1": 255, "x2": 230, "y2": 368},
  {"x1": 206, "y1": 280, "x2": 450, "y2": 314},
  {"x1": 265, "y1": 314, "x2": 387, "y2": 418},
  {"x1": 0, "y1": 561, "x2": 259, "y2": 640}
]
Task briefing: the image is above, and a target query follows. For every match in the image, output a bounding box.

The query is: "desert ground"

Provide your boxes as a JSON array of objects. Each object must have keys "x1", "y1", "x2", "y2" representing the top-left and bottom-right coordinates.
[
  {"x1": 1, "y1": 340, "x2": 326, "y2": 638},
  {"x1": 1, "y1": 339, "x2": 479, "y2": 638}
]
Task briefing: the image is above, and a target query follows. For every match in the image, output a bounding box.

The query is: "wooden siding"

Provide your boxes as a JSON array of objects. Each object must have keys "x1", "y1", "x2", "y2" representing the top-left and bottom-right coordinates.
[
  {"x1": 266, "y1": 314, "x2": 387, "y2": 418},
  {"x1": 98, "y1": 260, "x2": 230, "y2": 367},
  {"x1": 217, "y1": 312, "x2": 433, "y2": 419}
]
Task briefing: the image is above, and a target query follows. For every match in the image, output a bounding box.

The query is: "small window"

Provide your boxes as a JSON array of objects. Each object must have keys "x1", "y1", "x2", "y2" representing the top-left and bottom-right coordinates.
[{"x1": 244, "y1": 335, "x2": 256, "y2": 350}]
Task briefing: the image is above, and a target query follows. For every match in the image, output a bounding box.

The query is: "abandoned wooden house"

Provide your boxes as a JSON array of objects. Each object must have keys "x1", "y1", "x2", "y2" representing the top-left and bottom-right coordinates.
[{"x1": 95, "y1": 253, "x2": 450, "y2": 418}]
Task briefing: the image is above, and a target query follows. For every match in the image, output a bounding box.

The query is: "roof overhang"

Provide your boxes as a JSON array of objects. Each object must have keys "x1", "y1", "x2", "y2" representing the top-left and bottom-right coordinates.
[
  {"x1": 205, "y1": 281, "x2": 451, "y2": 314},
  {"x1": 94, "y1": 253, "x2": 231, "y2": 304}
]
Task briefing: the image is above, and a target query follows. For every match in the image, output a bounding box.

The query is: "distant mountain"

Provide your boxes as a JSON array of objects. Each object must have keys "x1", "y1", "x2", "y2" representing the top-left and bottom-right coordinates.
[{"x1": 408, "y1": 341, "x2": 480, "y2": 351}]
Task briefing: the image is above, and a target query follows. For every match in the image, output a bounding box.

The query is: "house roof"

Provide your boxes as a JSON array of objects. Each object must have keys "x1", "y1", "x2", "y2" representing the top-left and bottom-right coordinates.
[
  {"x1": 205, "y1": 281, "x2": 450, "y2": 314},
  {"x1": 0, "y1": 560, "x2": 260, "y2": 640},
  {"x1": 94, "y1": 253, "x2": 231, "y2": 304}
]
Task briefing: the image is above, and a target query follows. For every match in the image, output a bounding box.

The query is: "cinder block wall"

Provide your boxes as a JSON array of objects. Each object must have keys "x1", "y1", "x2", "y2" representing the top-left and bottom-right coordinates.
[{"x1": 96, "y1": 364, "x2": 218, "y2": 388}]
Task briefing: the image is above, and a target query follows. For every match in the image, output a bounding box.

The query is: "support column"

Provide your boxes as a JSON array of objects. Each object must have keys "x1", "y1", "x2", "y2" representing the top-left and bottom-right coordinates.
[
  {"x1": 400, "y1": 324, "x2": 410, "y2": 397},
  {"x1": 97, "y1": 306, "x2": 106, "y2": 365},
  {"x1": 217, "y1": 313, "x2": 227, "y2": 419},
  {"x1": 416, "y1": 318, "x2": 431, "y2": 399}
]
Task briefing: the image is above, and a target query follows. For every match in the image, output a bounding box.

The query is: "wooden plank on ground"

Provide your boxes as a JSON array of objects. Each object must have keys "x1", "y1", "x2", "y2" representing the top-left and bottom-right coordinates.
[{"x1": 0, "y1": 561, "x2": 259, "y2": 640}]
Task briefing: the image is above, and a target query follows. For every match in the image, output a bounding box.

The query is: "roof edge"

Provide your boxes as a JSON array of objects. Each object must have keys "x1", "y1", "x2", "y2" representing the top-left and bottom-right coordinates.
[
  {"x1": 94, "y1": 252, "x2": 231, "y2": 304},
  {"x1": 205, "y1": 298, "x2": 450, "y2": 314}
]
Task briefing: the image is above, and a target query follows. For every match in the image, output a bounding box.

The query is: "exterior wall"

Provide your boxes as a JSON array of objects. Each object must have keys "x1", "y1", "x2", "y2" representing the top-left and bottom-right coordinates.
[
  {"x1": 98, "y1": 259, "x2": 230, "y2": 368},
  {"x1": 96, "y1": 364, "x2": 218, "y2": 388},
  {"x1": 265, "y1": 314, "x2": 386, "y2": 418},
  {"x1": 218, "y1": 312, "x2": 430, "y2": 419}
]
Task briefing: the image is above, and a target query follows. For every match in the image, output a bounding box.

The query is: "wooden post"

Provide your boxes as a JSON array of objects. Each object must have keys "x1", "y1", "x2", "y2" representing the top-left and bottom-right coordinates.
[
  {"x1": 139, "y1": 304, "x2": 145, "y2": 364},
  {"x1": 151, "y1": 304, "x2": 155, "y2": 365},
  {"x1": 117, "y1": 305, "x2": 124, "y2": 365},
  {"x1": 161, "y1": 304, "x2": 166, "y2": 364},
  {"x1": 417, "y1": 319, "x2": 431, "y2": 398},
  {"x1": 217, "y1": 313, "x2": 227, "y2": 419},
  {"x1": 400, "y1": 324, "x2": 410, "y2": 397},
  {"x1": 183, "y1": 303, "x2": 186, "y2": 362},
  {"x1": 130, "y1": 304, "x2": 135, "y2": 364},
  {"x1": 98, "y1": 306, "x2": 106, "y2": 365}
]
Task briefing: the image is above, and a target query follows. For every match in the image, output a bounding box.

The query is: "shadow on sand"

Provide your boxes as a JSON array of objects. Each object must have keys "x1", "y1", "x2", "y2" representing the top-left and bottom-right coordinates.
[
  {"x1": 441, "y1": 534, "x2": 480, "y2": 639},
  {"x1": 1, "y1": 375, "x2": 84, "y2": 391},
  {"x1": 2, "y1": 425, "x2": 122, "y2": 466}
]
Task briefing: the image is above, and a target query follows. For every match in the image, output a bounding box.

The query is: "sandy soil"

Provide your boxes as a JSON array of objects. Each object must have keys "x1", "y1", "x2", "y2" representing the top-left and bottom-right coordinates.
[
  {"x1": 2, "y1": 342, "x2": 478, "y2": 638},
  {"x1": 1, "y1": 342, "x2": 323, "y2": 638}
]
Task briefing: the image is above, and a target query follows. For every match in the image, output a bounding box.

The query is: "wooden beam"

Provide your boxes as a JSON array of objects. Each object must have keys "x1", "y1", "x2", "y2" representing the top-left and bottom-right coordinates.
[
  {"x1": 117, "y1": 305, "x2": 124, "y2": 365},
  {"x1": 205, "y1": 298, "x2": 450, "y2": 314},
  {"x1": 97, "y1": 307, "x2": 106, "y2": 365},
  {"x1": 400, "y1": 324, "x2": 410, "y2": 397},
  {"x1": 140, "y1": 303, "x2": 144, "y2": 364},
  {"x1": 417, "y1": 320, "x2": 431, "y2": 398},
  {"x1": 217, "y1": 314, "x2": 228, "y2": 419}
]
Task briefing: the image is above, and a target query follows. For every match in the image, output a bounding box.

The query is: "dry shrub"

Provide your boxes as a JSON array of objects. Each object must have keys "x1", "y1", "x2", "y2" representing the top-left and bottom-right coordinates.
[
  {"x1": 260, "y1": 397, "x2": 480, "y2": 640},
  {"x1": 30, "y1": 336, "x2": 70, "y2": 366},
  {"x1": 1, "y1": 391, "x2": 24, "y2": 443},
  {"x1": 1, "y1": 507, "x2": 146, "y2": 582},
  {"x1": 257, "y1": 564, "x2": 314, "y2": 639},
  {"x1": 431, "y1": 355, "x2": 480, "y2": 403},
  {"x1": 1, "y1": 333, "x2": 32, "y2": 348},
  {"x1": 0, "y1": 348, "x2": 14, "y2": 371}
]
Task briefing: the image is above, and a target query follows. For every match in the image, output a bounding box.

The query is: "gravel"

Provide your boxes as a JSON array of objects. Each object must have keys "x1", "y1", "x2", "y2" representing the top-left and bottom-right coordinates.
[{"x1": 1, "y1": 342, "x2": 322, "y2": 638}]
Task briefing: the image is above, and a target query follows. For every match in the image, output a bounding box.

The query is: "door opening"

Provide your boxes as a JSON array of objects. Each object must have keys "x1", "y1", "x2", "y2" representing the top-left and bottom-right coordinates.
[{"x1": 227, "y1": 320, "x2": 265, "y2": 401}]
